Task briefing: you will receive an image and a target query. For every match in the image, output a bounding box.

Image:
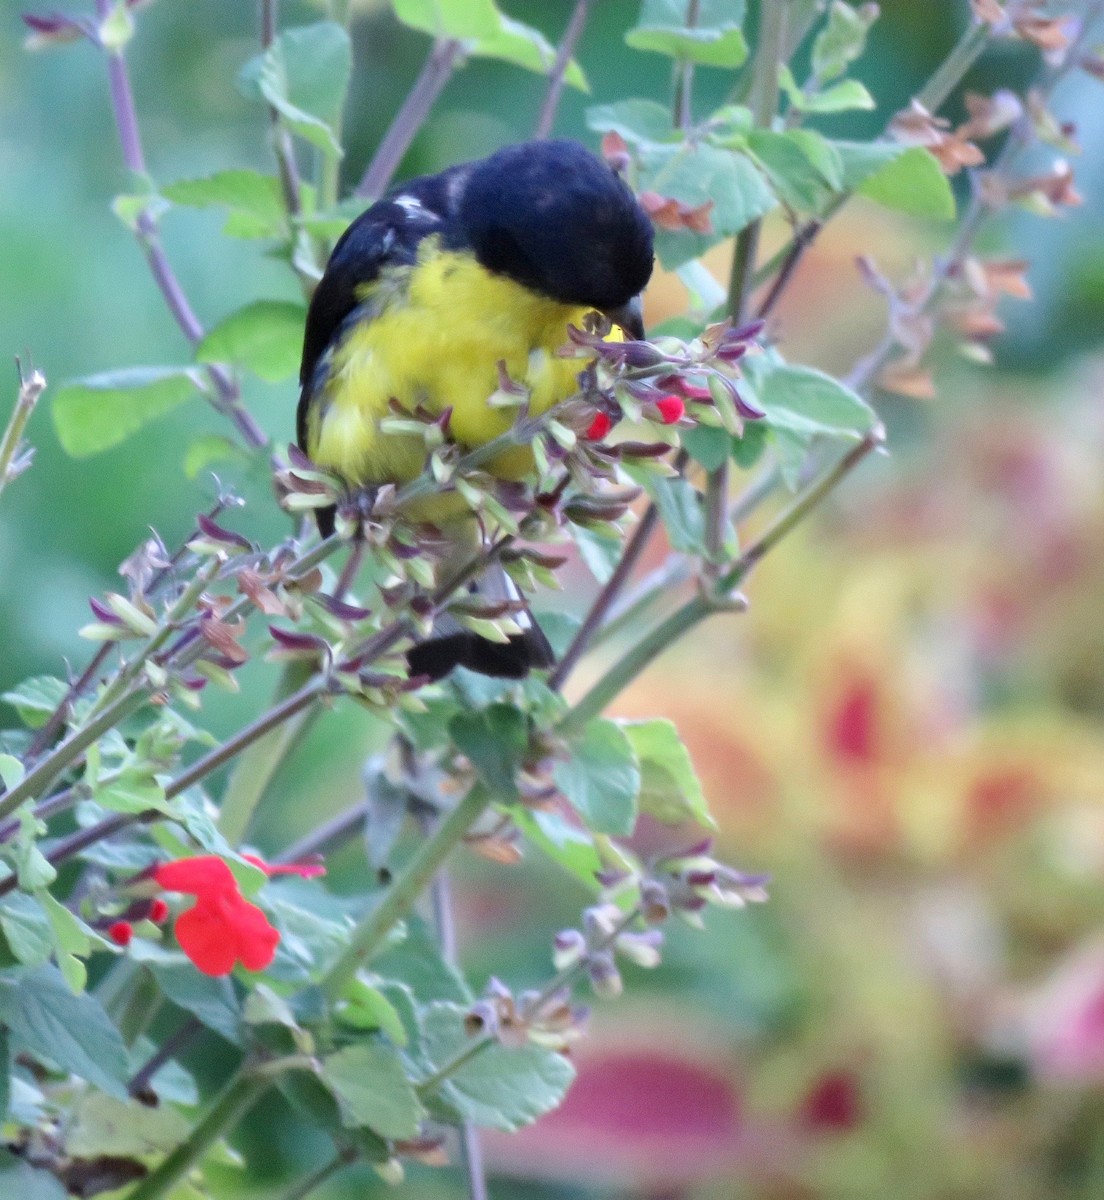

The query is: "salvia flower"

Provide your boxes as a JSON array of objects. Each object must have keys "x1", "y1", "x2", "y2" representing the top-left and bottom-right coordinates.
[
  {"x1": 108, "y1": 920, "x2": 134, "y2": 947},
  {"x1": 151, "y1": 854, "x2": 324, "y2": 977}
]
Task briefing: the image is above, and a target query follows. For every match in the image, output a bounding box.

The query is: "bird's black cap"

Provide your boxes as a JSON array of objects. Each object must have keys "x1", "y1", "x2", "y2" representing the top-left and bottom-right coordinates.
[{"x1": 450, "y1": 139, "x2": 655, "y2": 314}]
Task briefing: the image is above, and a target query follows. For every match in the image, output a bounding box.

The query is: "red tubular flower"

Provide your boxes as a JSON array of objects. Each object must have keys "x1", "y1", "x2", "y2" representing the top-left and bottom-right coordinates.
[
  {"x1": 151, "y1": 853, "x2": 322, "y2": 978},
  {"x1": 584, "y1": 412, "x2": 613, "y2": 441},
  {"x1": 108, "y1": 920, "x2": 134, "y2": 947},
  {"x1": 242, "y1": 852, "x2": 326, "y2": 879},
  {"x1": 654, "y1": 396, "x2": 686, "y2": 425}
]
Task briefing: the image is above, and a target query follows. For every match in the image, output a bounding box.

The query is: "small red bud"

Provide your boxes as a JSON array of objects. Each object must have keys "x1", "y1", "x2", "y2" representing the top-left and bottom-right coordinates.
[
  {"x1": 148, "y1": 898, "x2": 170, "y2": 924},
  {"x1": 109, "y1": 920, "x2": 134, "y2": 947},
  {"x1": 585, "y1": 412, "x2": 613, "y2": 441},
  {"x1": 654, "y1": 396, "x2": 686, "y2": 425}
]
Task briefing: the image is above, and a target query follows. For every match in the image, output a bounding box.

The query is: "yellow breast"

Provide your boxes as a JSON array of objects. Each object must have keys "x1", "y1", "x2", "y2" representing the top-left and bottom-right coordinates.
[{"x1": 306, "y1": 238, "x2": 591, "y2": 494}]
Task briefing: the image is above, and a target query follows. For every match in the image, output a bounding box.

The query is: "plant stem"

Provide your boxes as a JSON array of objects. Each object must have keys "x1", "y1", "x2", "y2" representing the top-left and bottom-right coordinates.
[
  {"x1": 0, "y1": 689, "x2": 148, "y2": 820},
  {"x1": 672, "y1": 0, "x2": 700, "y2": 130},
  {"x1": 129, "y1": 1016, "x2": 203, "y2": 1098},
  {"x1": 216, "y1": 661, "x2": 320, "y2": 845},
  {"x1": 558, "y1": 594, "x2": 713, "y2": 738},
  {"x1": 92, "y1": 0, "x2": 266, "y2": 450},
  {"x1": 356, "y1": 39, "x2": 464, "y2": 199},
  {"x1": 321, "y1": 784, "x2": 494, "y2": 997},
  {"x1": 277, "y1": 1149, "x2": 355, "y2": 1200},
  {"x1": 535, "y1": 0, "x2": 592, "y2": 138},
  {"x1": 548, "y1": 503, "x2": 659, "y2": 691},
  {"x1": 915, "y1": 19, "x2": 989, "y2": 114},
  {"x1": 0, "y1": 365, "x2": 45, "y2": 498},
  {"x1": 125, "y1": 1071, "x2": 270, "y2": 1200}
]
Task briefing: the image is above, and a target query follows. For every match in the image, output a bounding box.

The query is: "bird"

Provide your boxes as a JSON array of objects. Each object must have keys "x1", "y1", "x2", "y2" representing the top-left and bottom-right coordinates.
[{"x1": 297, "y1": 138, "x2": 655, "y2": 681}]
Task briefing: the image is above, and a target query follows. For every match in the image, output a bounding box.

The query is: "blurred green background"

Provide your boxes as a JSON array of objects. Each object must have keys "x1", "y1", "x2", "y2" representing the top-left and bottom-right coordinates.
[{"x1": 4, "y1": 0, "x2": 1104, "y2": 1197}]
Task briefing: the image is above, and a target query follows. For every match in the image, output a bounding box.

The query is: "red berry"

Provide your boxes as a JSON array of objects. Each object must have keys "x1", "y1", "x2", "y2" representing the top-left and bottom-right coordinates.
[
  {"x1": 585, "y1": 412, "x2": 613, "y2": 441},
  {"x1": 654, "y1": 396, "x2": 686, "y2": 425},
  {"x1": 108, "y1": 920, "x2": 134, "y2": 947},
  {"x1": 148, "y1": 898, "x2": 170, "y2": 924}
]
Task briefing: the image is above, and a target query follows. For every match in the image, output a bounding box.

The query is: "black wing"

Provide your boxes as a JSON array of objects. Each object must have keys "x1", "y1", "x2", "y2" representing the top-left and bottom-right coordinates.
[{"x1": 296, "y1": 165, "x2": 470, "y2": 452}]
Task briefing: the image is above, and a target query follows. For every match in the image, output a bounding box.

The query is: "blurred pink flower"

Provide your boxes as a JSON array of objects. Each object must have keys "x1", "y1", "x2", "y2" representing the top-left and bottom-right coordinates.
[{"x1": 1025, "y1": 942, "x2": 1104, "y2": 1081}]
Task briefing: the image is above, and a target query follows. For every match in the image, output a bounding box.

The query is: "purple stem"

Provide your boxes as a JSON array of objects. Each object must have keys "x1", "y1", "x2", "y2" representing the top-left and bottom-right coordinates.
[
  {"x1": 93, "y1": 0, "x2": 266, "y2": 449},
  {"x1": 534, "y1": 0, "x2": 592, "y2": 139},
  {"x1": 355, "y1": 39, "x2": 464, "y2": 199}
]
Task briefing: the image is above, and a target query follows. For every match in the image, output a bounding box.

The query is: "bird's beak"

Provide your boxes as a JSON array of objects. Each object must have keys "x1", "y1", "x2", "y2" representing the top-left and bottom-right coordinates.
[{"x1": 603, "y1": 296, "x2": 646, "y2": 341}]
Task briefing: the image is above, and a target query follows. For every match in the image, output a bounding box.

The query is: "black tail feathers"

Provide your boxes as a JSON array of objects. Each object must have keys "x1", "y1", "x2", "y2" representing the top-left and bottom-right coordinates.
[{"x1": 406, "y1": 624, "x2": 554, "y2": 682}]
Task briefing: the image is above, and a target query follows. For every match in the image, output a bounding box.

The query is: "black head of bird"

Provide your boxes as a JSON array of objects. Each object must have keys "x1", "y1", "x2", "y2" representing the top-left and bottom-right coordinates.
[{"x1": 449, "y1": 138, "x2": 655, "y2": 338}]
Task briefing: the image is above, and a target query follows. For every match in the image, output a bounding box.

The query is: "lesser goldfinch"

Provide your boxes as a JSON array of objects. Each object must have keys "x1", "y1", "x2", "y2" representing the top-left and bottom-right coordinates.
[{"x1": 297, "y1": 139, "x2": 655, "y2": 680}]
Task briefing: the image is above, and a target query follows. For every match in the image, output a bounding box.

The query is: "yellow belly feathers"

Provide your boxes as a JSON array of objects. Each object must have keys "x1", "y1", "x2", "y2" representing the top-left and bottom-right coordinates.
[{"x1": 306, "y1": 237, "x2": 592, "y2": 509}]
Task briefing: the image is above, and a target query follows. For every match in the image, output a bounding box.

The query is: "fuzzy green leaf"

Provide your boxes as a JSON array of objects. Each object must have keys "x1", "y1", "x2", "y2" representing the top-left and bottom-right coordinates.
[
  {"x1": 147, "y1": 956, "x2": 242, "y2": 1042},
  {"x1": 449, "y1": 703, "x2": 528, "y2": 798},
  {"x1": 323, "y1": 1041, "x2": 425, "y2": 1138},
  {"x1": 743, "y1": 357, "x2": 878, "y2": 441},
  {"x1": 622, "y1": 718, "x2": 716, "y2": 830},
  {"x1": 644, "y1": 142, "x2": 777, "y2": 268},
  {"x1": 421, "y1": 1002, "x2": 575, "y2": 1131},
  {"x1": 812, "y1": 0, "x2": 878, "y2": 84},
  {"x1": 747, "y1": 130, "x2": 838, "y2": 212},
  {"x1": 472, "y1": 16, "x2": 588, "y2": 90},
  {"x1": 53, "y1": 368, "x2": 203, "y2": 458},
  {"x1": 66, "y1": 1092, "x2": 192, "y2": 1157},
  {"x1": 780, "y1": 65, "x2": 874, "y2": 113},
  {"x1": 391, "y1": 0, "x2": 500, "y2": 38},
  {"x1": 627, "y1": 468, "x2": 706, "y2": 554},
  {"x1": 162, "y1": 170, "x2": 287, "y2": 239},
  {"x1": 626, "y1": 0, "x2": 748, "y2": 68},
  {"x1": 681, "y1": 423, "x2": 733, "y2": 472},
  {"x1": 238, "y1": 23, "x2": 352, "y2": 158},
  {"x1": 856, "y1": 145, "x2": 956, "y2": 220},
  {"x1": 586, "y1": 99, "x2": 677, "y2": 149},
  {"x1": 0, "y1": 965, "x2": 129, "y2": 1097},
  {"x1": 554, "y1": 718, "x2": 640, "y2": 836},
  {"x1": 197, "y1": 300, "x2": 306, "y2": 383},
  {"x1": 2, "y1": 675, "x2": 69, "y2": 728},
  {"x1": 0, "y1": 894, "x2": 53, "y2": 967}
]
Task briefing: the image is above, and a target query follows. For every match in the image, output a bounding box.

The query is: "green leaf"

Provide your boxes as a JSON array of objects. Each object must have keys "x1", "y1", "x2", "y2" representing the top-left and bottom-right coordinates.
[
  {"x1": 323, "y1": 1041, "x2": 425, "y2": 1138},
  {"x1": 681, "y1": 423, "x2": 732, "y2": 472},
  {"x1": 585, "y1": 99, "x2": 676, "y2": 149},
  {"x1": 94, "y1": 770, "x2": 172, "y2": 816},
  {"x1": 0, "y1": 965, "x2": 129, "y2": 1097},
  {"x1": 621, "y1": 718, "x2": 716, "y2": 829},
  {"x1": 731, "y1": 418, "x2": 769, "y2": 468},
  {"x1": 237, "y1": 22, "x2": 352, "y2": 158},
  {"x1": 373, "y1": 917, "x2": 473, "y2": 1006},
  {"x1": 449, "y1": 704, "x2": 528, "y2": 798},
  {"x1": 184, "y1": 433, "x2": 245, "y2": 479},
  {"x1": 554, "y1": 718, "x2": 639, "y2": 836},
  {"x1": 39, "y1": 890, "x2": 93, "y2": 994},
  {"x1": 336, "y1": 979, "x2": 409, "y2": 1044},
  {"x1": 811, "y1": 0, "x2": 878, "y2": 84},
  {"x1": 643, "y1": 143, "x2": 777, "y2": 269},
  {"x1": 391, "y1": 0, "x2": 501, "y2": 38},
  {"x1": 747, "y1": 130, "x2": 837, "y2": 212},
  {"x1": 0, "y1": 894, "x2": 54, "y2": 967},
  {"x1": 512, "y1": 807, "x2": 602, "y2": 889},
  {"x1": 162, "y1": 170, "x2": 287, "y2": 239},
  {"x1": 0, "y1": 1151, "x2": 67, "y2": 1200},
  {"x1": 626, "y1": 0, "x2": 748, "y2": 68},
  {"x1": 66, "y1": 1092, "x2": 192, "y2": 1157},
  {"x1": 571, "y1": 522, "x2": 623, "y2": 585},
  {"x1": 832, "y1": 139, "x2": 905, "y2": 189},
  {"x1": 52, "y1": 367, "x2": 203, "y2": 458},
  {"x1": 472, "y1": 16, "x2": 587, "y2": 90},
  {"x1": 148, "y1": 957, "x2": 242, "y2": 1041},
  {"x1": 197, "y1": 300, "x2": 307, "y2": 384},
  {"x1": 786, "y1": 128, "x2": 845, "y2": 191},
  {"x1": 0, "y1": 1028, "x2": 8, "y2": 1123},
  {"x1": 856, "y1": 145, "x2": 956, "y2": 220},
  {"x1": 0, "y1": 754, "x2": 24, "y2": 790},
  {"x1": 421, "y1": 1002, "x2": 575, "y2": 1131},
  {"x1": 779, "y1": 65, "x2": 874, "y2": 113},
  {"x1": 626, "y1": 468, "x2": 705, "y2": 554},
  {"x1": 742, "y1": 356, "x2": 878, "y2": 441},
  {"x1": 1, "y1": 675, "x2": 67, "y2": 729}
]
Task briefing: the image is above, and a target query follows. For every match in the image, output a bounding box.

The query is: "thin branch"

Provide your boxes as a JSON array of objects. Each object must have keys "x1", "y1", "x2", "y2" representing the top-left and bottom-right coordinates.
[
  {"x1": 672, "y1": 0, "x2": 701, "y2": 130},
  {"x1": 276, "y1": 1150, "x2": 356, "y2": 1200},
  {"x1": 0, "y1": 363, "x2": 44, "y2": 499},
  {"x1": 129, "y1": 1016, "x2": 203, "y2": 1099},
  {"x1": 356, "y1": 39, "x2": 464, "y2": 199},
  {"x1": 547, "y1": 503, "x2": 659, "y2": 691},
  {"x1": 91, "y1": 0, "x2": 266, "y2": 449},
  {"x1": 535, "y1": 0, "x2": 593, "y2": 139},
  {"x1": 260, "y1": 0, "x2": 304, "y2": 220}
]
